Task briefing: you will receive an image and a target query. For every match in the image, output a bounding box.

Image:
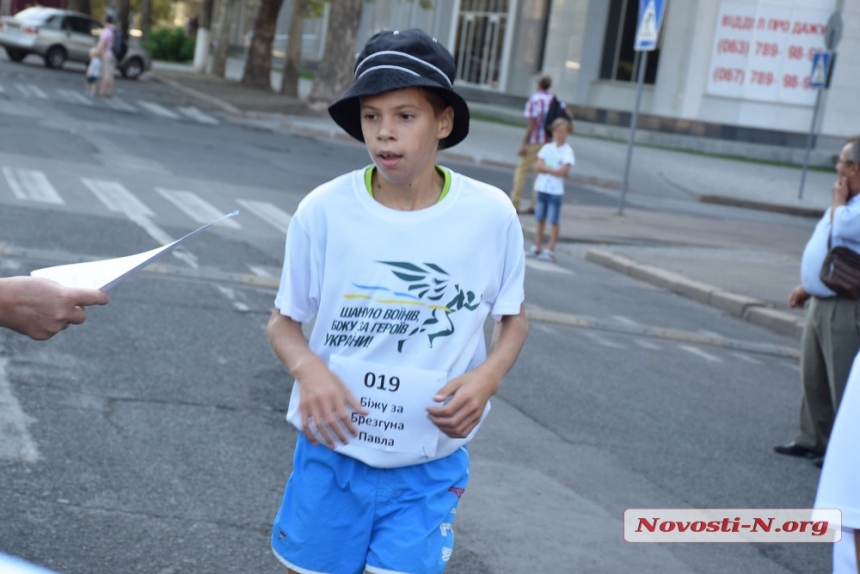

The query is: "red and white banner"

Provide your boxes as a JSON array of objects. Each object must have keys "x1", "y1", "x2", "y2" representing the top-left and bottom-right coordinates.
[{"x1": 706, "y1": 0, "x2": 835, "y2": 106}]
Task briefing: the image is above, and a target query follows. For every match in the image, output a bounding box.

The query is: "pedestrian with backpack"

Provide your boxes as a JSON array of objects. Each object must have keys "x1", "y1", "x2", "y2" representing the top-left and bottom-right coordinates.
[
  {"x1": 96, "y1": 14, "x2": 117, "y2": 98},
  {"x1": 508, "y1": 75, "x2": 569, "y2": 215}
]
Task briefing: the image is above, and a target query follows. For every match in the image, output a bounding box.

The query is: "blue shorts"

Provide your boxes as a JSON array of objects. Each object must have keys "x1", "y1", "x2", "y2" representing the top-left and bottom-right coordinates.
[
  {"x1": 534, "y1": 192, "x2": 562, "y2": 225},
  {"x1": 271, "y1": 433, "x2": 470, "y2": 574}
]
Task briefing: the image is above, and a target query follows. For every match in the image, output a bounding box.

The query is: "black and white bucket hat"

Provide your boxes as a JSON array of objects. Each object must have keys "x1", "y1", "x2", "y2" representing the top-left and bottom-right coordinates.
[{"x1": 328, "y1": 28, "x2": 470, "y2": 149}]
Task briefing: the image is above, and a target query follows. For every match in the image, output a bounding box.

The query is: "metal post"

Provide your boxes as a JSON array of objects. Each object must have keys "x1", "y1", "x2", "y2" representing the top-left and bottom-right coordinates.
[
  {"x1": 618, "y1": 51, "x2": 648, "y2": 215},
  {"x1": 798, "y1": 89, "x2": 824, "y2": 200}
]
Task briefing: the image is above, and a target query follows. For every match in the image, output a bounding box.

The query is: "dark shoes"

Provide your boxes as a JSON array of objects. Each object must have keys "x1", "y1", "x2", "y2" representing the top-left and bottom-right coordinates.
[
  {"x1": 773, "y1": 443, "x2": 820, "y2": 459},
  {"x1": 774, "y1": 443, "x2": 826, "y2": 467}
]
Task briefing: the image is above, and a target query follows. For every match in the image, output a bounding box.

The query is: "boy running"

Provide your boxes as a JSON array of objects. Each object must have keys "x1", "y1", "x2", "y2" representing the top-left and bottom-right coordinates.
[{"x1": 267, "y1": 28, "x2": 528, "y2": 574}]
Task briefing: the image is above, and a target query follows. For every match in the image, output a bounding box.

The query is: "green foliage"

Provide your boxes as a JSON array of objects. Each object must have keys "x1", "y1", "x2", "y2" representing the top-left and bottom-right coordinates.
[
  {"x1": 144, "y1": 27, "x2": 196, "y2": 62},
  {"x1": 307, "y1": 0, "x2": 326, "y2": 19}
]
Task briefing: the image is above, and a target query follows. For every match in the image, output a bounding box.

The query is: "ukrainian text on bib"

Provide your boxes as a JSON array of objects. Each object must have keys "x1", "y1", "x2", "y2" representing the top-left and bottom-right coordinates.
[{"x1": 329, "y1": 356, "x2": 444, "y2": 457}]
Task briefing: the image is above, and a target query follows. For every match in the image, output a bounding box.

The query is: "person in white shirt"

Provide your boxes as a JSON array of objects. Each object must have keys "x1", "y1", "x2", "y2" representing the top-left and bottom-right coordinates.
[
  {"x1": 815, "y1": 350, "x2": 860, "y2": 573},
  {"x1": 775, "y1": 137, "x2": 860, "y2": 467},
  {"x1": 525, "y1": 117, "x2": 574, "y2": 263},
  {"x1": 84, "y1": 47, "x2": 101, "y2": 98},
  {"x1": 266, "y1": 29, "x2": 528, "y2": 574}
]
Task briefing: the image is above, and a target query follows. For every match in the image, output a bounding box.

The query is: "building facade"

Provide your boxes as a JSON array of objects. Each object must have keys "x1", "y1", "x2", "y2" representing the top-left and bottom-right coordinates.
[{"x1": 282, "y1": 0, "x2": 855, "y2": 152}]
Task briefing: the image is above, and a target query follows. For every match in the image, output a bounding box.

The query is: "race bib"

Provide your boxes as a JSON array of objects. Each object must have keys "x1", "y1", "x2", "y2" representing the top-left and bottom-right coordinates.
[{"x1": 329, "y1": 356, "x2": 445, "y2": 457}]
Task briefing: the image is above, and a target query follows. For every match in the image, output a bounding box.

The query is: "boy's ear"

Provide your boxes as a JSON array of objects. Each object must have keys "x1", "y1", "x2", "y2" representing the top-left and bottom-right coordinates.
[{"x1": 437, "y1": 106, "x2": 454, "y2": 141}]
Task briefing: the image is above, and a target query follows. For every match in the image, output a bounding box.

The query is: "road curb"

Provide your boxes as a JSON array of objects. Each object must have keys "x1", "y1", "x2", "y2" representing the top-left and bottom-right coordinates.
[
  {"x1": 585, "y1": 248, "x2": 804, "y2": 338},
  {"x1": 149, "y1": 73, "x2": 245, "y2": 117},
  {"x1": 697, "y1": 194, "x2": 824, "y2": 218}
]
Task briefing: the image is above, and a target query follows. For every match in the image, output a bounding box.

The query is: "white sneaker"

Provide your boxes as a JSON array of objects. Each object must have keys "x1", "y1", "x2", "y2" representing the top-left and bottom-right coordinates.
[
  {"x1": 526, "y1": 245, "x2": 540, "y2": 258},
  {"x1": 538, "y1": 249, "x2": 556, "y2": 262}
]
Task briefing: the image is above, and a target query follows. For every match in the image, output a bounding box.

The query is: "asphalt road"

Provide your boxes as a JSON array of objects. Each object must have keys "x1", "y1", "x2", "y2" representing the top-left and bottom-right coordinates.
[{"x1": 0, "y1": 54, "x2": 831, "y2": 573}]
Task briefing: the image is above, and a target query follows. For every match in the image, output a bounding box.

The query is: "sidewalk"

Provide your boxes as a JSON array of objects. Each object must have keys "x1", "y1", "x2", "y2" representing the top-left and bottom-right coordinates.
[{"x1": 148, "y1": 60, "x2": 828, "y2": 339}]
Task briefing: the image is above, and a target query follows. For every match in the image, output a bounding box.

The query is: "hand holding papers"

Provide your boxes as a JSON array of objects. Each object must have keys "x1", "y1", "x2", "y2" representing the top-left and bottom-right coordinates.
[{"x1": 31, "y1": 211, "x2": 239, "y2": 291}]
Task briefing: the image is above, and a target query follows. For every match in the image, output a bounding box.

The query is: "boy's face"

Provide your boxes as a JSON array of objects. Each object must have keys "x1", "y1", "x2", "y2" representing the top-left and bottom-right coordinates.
[
  {"x1": 552, "y1": 123, "x2": 570, "y2": 145},
  {"x1": 360, "y1": 88, "x2": 453, "y2": 186}
]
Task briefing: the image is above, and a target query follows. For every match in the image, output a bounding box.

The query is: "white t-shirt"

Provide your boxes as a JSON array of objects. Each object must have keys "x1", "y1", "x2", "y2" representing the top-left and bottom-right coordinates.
[
  {"x1": 275, "y1": 167, "x2": 525, "y2": 468},
  {"x1": 534, "y1": 142, "x2": 575, "y2": 195},
  {"x1": 815, "y1": 351, "x2": 860, "y2": 573},
  {"x1": 86, "y1": 57, "x2": 101, "y2": 78}
]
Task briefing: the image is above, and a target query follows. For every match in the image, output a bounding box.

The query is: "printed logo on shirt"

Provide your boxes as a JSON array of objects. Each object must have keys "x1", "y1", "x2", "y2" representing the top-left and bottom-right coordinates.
[
  {"x1": 327, "y1": 261, "x2": 481, "y2": 352},
  {"x1": 448, "y1": 486, "x2": 466, "y2": 499}
]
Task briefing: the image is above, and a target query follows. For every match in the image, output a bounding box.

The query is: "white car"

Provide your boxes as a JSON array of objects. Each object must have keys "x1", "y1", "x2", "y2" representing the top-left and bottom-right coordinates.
[{"x1": 0, "y1": 7, "x2": 152, "y2": 79}]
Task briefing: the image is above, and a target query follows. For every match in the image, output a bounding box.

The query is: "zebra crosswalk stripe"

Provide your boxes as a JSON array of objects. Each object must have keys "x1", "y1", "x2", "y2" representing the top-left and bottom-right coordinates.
[
  {"x1": 82, "y1": 178, "x2": 155, "y2": 219},
  {"x1": 156, "y1": 188, "x2": 241, "y2": 229},
  {"x1": 137, "y1": 100, "x2": 181, "y2": 120},
  {"x1": 0, "y1": 357, "x2": 40, "y2": 463},
  {"x1": 28, "y1": 84, "x2": 48, "y2": 99},
  {"x1": 177, "y1": 106, "x2": 219, "y2": 125},
  {"x1": 15, "y1": 84, "x2": 31, "y2": 97},
  {"x1": 103, "y1": 97, "x2": 137, "y2": 112},
  {"x1": 82, "y1": 178, "x2": 199, "y2": 268},
  {"x1": 678, "y1": 345, "x2": 723, "y2": 363},
  {"x1": 235, "y1": 199, "x2": 292, "y2": 233},
  {"x1": 0, "y1": 83, "x2": 5, "y2": 93},
  {"x1": 57, "y1": 89, "x2": 93, "y2": 106},
  {"x1": 1, "y1": 167, "x2": 64, "y2": 204}
]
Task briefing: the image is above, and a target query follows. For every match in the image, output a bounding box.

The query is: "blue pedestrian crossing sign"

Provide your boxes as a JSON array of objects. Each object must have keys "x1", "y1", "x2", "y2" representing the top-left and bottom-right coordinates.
[
  {"x1": 634, "y1": 0, "x2": 666, "y2": 51},
  {"x1": 810, "y1": 51, "x2": 831, "y2": 89}
]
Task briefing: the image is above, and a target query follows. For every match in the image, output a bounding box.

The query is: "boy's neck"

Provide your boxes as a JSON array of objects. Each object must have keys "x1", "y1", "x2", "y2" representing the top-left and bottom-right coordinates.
[{"x1": 371, "y1": 163, "x2": 444, "y2": 211}]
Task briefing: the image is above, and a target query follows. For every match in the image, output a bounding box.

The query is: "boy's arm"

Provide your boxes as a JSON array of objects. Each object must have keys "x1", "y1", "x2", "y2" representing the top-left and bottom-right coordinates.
[
  {"x1": 535, "y1": 158, "x2": 548, "y2": 174},
  {"x1": 427, "y1": 304, "x2": 529, "y2": 438},
  {"x1": 266, "y1": 309, "x2": 367, "y2": 447}
]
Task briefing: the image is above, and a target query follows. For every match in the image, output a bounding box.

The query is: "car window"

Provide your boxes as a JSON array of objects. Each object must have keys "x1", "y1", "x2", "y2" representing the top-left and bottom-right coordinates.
[{"x1": 62, "y1": 16, "x2": 93, "y2": 34}]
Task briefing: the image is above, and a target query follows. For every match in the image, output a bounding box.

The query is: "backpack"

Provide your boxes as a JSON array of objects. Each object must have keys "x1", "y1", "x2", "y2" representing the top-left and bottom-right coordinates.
[
  {"x1": 112, "y1": 32, "x2": 128, "y2": 61},
  {"x1": 543, "y1": 96, "x2": 568, "y2": 139}
]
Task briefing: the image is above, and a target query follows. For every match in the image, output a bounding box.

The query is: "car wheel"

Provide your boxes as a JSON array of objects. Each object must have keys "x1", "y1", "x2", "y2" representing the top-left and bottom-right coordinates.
[
  {"x1": 120, "y1": 56, "x2": 144, "y2": 80},
  {"x1": 43, "y1": 45, "x2": 66, "y2": 69},
  {"x1": 5, "y1": 47, "x2": 27, "y2": 62}
]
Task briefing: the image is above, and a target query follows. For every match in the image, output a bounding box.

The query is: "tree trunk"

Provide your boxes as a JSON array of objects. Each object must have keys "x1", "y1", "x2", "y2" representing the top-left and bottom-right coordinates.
[
  {"x1": 307, "y1": 0, "x2": 363, "y2": 107},
  {"x1": 66, "y1": 0, "x2": 91, "y2": 15},
  {"x1": 193, "y1": 0, "x2": 216, "y2": 73},
  {"x1": 117, "y1": 0, "x2": 130, "y2": 38},
  {"x1": 140, "y1": 0, "x2": 152, "y2": 41},
  {"x1": 279, "y1": 0, "x2": 307, "y2": 97},
  {"x1": 241, "y1": 0, "x2": 284, "y2": 90},
  {"x1": 210, "y1": 0, "x2": 238, "y2": 78}
]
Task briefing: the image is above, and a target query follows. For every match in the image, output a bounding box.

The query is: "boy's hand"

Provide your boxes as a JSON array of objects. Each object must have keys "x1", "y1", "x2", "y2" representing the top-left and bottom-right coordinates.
[
  {"x1": 427, "y1": 371, "x2": 498, "y2": 439},
  {"x1": 294, "y1": 356, "x2": 368, "y2": 448}
]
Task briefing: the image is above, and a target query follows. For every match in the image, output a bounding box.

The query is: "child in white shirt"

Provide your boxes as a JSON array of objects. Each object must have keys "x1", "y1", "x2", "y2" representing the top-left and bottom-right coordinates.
[
  {"x1": 85, "y1": 47, "x2": 100, "y2": 98},
  {"x1": 526, "y1": 117, "x2": 575, "y2": 262}
]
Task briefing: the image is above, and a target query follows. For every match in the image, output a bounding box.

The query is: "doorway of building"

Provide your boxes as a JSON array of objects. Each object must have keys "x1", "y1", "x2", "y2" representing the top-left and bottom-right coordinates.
[{"x1": 453, "y1": 0, "x2": 511, "y2": 89}]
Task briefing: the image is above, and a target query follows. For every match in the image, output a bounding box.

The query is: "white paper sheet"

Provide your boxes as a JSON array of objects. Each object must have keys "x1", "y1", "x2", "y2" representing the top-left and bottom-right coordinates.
[{"x1": 30, "y1": 211, "x2": 239, "y2": 291}]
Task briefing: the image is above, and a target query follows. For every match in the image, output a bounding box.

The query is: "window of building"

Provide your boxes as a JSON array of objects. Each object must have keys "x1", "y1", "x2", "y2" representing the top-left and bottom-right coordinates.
[{"x1": 599, "y1": 0, "x2": 661, "y2": 84}]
